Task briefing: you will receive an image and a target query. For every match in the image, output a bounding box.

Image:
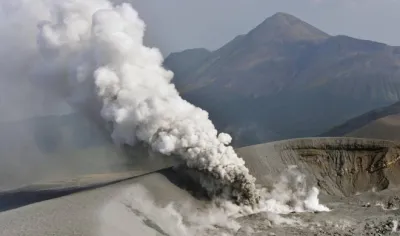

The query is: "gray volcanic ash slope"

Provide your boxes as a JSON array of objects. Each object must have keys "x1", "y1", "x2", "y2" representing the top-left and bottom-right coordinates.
[
  {"x1": 236, "y1": 138, "x2": 400, "y2": 235},
  {"x1": 1, "y1": 137, "x2": 400, "y2": 236},
  {"x1": 238, "y1": 138, "x2": 400, "y2": 196}
]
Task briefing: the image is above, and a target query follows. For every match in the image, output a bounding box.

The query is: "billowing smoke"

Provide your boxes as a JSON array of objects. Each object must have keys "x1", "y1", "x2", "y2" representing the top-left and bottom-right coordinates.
[
  {"x1": 99, "y1": 180, "x2": 328, "y2": 236},
  {"x1": 100, "y1": 184, "x2": 242, "y2": 236},
  {"x1": 257, "y1": 166, "x2": 330, "y2": 214},
  {"x1": 34, "y1": 0, "x2": 259, "y2": 205}
]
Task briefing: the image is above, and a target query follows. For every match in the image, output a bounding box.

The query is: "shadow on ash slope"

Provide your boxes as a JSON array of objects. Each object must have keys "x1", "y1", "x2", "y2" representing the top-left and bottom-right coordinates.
[{"x1": 102, "y1": 138, "x2": 400, "y2": 236}]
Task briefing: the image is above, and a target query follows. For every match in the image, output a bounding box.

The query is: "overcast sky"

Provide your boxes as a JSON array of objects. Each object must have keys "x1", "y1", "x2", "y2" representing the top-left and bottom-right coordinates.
[{"x1": 121, "y1": 0, "x2": 400, "y2": 56}]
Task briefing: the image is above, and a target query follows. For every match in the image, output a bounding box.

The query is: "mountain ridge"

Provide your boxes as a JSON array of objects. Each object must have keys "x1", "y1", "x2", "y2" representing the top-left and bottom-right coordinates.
[
  {"x1": 165, "y1": 12, "x2": 400, "y2": 146},
  {"x1": 321, "y1": 101, "x2": 400, "y2": 140}
]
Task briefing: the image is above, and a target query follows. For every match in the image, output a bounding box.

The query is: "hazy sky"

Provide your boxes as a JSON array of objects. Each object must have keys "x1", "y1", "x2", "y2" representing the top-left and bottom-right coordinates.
[{"x1": 121, "y1": 0, "x2": 400, "y2": 55}]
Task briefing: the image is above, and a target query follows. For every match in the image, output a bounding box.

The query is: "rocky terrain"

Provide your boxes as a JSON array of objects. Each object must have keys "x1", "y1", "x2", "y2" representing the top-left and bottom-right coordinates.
[
  {"x1": 239, "y1": 138, "x2": 400, "y2": 196},
  {"x1": 1, "y1": 137, "x2": 399, "y2": 235},
  {"x1": 236, "y1": 138, "x2": 400, "y2": 235}
]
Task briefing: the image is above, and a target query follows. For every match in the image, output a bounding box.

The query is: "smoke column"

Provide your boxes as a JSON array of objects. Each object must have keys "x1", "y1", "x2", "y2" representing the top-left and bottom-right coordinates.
[{"x1": 34, "y1": 0, "x2": 259, "y2": 205}]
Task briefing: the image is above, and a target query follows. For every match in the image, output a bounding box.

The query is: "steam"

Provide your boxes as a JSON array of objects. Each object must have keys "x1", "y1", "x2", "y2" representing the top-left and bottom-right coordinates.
[
  {"x1": 100, "y1": 184, "x2": 242, "y2": 236},
  {"x1": 34, "y1": 0, "x2": 259, "y2": 205},
  {"x1": 393, "y1": 220, "x2": 399, "y2": 233},
  {"x1": 256, "y1": 166, "x2": 330, "y2": 214},
  {"x1": 0, "y1": 0, "x2": 330, "y2": 214},
  {"x1": 100, "y1": 178, "x2": 328, "y2": 236}
]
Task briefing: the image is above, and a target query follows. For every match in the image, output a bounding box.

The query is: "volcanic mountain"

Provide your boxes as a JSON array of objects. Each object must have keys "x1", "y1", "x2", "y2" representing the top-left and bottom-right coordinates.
[
  {"x1": 165, "y1": 12, "x2": 400, "y2": 146},
  {"x1": 322, "y1": 101, "x2": 400, "y2": 141}
]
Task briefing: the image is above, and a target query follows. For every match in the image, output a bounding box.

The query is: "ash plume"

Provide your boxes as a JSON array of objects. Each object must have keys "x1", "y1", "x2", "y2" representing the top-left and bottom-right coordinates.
[{"x1": 34, "y1": 0, "x2": 259, "y2": 205}]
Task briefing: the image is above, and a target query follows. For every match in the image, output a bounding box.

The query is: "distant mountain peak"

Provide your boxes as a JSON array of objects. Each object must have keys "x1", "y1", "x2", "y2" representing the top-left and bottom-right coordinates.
[
  {"x1": 270, "y1": 12, "x2": 300, "y2": 21},
  {"x1": 248, "y1": 12, "x2": 330, "y2": 43}
]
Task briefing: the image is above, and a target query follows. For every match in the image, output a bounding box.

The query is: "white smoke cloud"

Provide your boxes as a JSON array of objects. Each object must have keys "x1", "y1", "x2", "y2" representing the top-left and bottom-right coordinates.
[
  {"x1": 255, "y1": 166, "x2": 330, "y2": 214},
  {"x1": 0, "y1": 0, "x2": 73, "y2": 122},
  {"x1": 99, "y1": 184, "x2": 242, "y2": 236},
  {"x1": 32, "y1": 0, "x2": 259, "y2": 205},
  {"x1": 99, "y1": 181, "x2": 327, "y2": 236},
  {"x1": 1, "y1": 0, "x2": 330, "y2": 214},
  {"x1": 0, "y1": 2, "x2": 335, "y2": 234},
  {"x1": 393, "y1": 220, "x2": 399, "y2": 233}
]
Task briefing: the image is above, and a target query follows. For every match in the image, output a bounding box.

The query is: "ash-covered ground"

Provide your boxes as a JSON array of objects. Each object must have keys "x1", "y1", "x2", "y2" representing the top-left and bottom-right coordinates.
[
  {"x1": 234, "y1": 188, "x2": 400, "y2": 236},
  {"x1": 1, "y1": 137, "x2": 399, "y2": 236},
  {"x1": 232, "y1": 138, "x2": 400, "y2": 236},
  {"x1": 114, "y1": 137, "x2": 400, "y2": 236}
]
